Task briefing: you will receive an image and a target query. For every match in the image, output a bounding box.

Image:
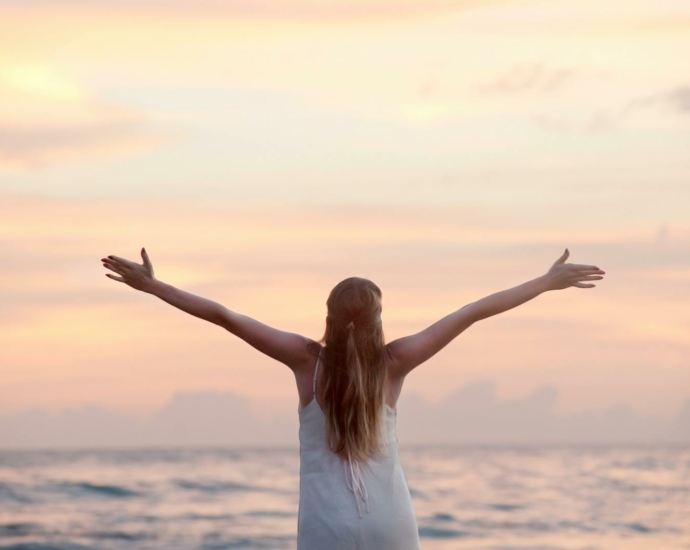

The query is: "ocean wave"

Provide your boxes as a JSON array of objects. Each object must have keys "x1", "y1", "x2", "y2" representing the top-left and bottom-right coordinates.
[
  {"x1": 0, "y1": 524, "x2": 41, "y2": 538},
  {"x1": 199, "y1": 538, "x2": 291, "y2": 550},
  {"x1": 487, "y1": 502, "x2": 524, "y2": 511},
  {"x1": 174, "y1": 479, "x2": 255, "y2": 493},
  {"x1": 180, "y1": 512, "x2": 236, "y2": 521},
  {"x1": 54, "y1": 482, "x2": 140, "y2": 498},
  {"x1": 88, "y1": 530, "x2": 150, "y2": 541},
  {"x1": 200, "y1": 544, "x2": 254, "y2": 550},
  {"x1": 461, "y1": 518, "x2": 555, "y2": 532},
  {"x1": 625, "y1": 522, "x2": 653, "y2": 533},
  {"x1": 418, "y1": 526, "x2": 472, "y2": 539},
  {"x1": 244, "y1": 511, "x2": 295, "y2": 518},
  {"x1": 430, "y1": 512, "x2": 455, "y2": 522},
  {"x1": 0, "y1": 484, "x2": 32, "y2": 504},
  {"x1": 173, "y1": 479, "x2": 291, "y2": 495},
  {"x1": 0, "y1": 544, "x2": 95, "y2": 550},
  {"x1": 408, "y1": 487, "x2": 426, "y2": 499}
]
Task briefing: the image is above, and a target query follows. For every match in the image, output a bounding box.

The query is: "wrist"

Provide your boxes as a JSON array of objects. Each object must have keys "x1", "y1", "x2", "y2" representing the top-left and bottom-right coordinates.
[
  {"x1": 143, "y1": 278, "x2": 165, "y2": 295},
  {"x1": 537, "y1": 274, "x2": 554, "y2": 293}
]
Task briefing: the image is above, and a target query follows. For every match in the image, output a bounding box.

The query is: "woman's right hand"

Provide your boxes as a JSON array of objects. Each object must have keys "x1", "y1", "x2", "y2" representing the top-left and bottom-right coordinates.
[
  {"x1": 545, "y1": 248, "x2": 605, "y2": 291},
  {"x1": 102, "y1": 248, "x2": 157, "y2": 292}
]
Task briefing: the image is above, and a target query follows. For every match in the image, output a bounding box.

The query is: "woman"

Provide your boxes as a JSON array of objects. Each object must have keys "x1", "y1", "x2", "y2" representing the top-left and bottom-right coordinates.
[{"x1": 101, "y1": 247, "x2": 605, "y2": 549}]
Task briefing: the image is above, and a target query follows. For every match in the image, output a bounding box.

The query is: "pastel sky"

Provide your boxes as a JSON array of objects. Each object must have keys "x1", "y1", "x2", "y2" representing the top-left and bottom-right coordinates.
[{"x1": 1, "y1": 0, "x2": 689, "y2": 429}]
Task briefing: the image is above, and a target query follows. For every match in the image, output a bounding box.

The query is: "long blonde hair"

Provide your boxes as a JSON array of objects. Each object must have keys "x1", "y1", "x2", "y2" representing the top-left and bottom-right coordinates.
[{"x1": 317, "y1": 277, "x2": 388, "y2": 463}]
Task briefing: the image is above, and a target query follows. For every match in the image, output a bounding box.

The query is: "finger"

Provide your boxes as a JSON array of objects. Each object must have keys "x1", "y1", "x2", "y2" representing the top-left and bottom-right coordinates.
[
  {"x1": 577, "y1": 275, "x2": 604, "y2": 281},
  {"x1": 107, "y1": 255, "x2": 134, "y2": 267},
  {"x1": 578, "y1": 269, "x2": 606, "y2": 275},
  {"x1": 554, "y1": 248, "x2": 569, "y2": 265},
  {"x1": 569, "y1": 263, "x2": 600, "y2": 270},
  {"x1": 141, "y1": 247, "x2": 152, "y2": 269},
  {"x1": 106, "y1": 273, "x2": 126, "y2": 283},
  {"x1": 102, "y1": 259, "x2": 127, "y2": 272},
  {"x1": 103, "y1": 262, "x2": 125, "y2": 275},
  {"x1": 573, "y1": 282, "x2": 595, "y2": 288},
  {"x1": 110, "y1": 258, "x2": 134, "y2": 271},
  {"x1": 101, "y1": 257, "x2": 120, "y2": 265}
]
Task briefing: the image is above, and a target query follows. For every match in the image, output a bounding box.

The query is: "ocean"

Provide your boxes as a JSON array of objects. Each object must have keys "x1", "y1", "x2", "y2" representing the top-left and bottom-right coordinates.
[{"x1": 0, "y1": 445, "x2": 688, "y2": 550}]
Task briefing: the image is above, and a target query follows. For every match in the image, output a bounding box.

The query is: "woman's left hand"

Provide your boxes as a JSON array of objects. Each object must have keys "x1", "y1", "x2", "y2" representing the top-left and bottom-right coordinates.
[{"x1": 101, "y1": 248, "x2": 157, "y2": 292}]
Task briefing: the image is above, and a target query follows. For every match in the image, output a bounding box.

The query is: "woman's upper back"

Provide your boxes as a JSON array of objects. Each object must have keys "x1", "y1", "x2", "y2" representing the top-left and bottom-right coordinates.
[{"x1": 296, "y1": 344, "x2": 403, "y2": 413}]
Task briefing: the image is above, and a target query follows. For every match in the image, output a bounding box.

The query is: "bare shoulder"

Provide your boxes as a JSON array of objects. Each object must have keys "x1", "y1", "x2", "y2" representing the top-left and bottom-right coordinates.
[
  {"x1": 384, "y1": 341, "x2": 405, "y2": 380},
  {"x1": 293, "y1": 339, "x2": 323, "y2": 375},
  {"x1": 384, "y1": 344, "x2": 406, "y2": 407}
]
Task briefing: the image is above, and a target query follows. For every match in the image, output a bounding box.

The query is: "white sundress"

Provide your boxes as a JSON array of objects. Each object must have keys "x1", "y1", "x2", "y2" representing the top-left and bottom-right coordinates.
[{"x1": 296, "y1": 347, "x2": 421, "y2": 549}]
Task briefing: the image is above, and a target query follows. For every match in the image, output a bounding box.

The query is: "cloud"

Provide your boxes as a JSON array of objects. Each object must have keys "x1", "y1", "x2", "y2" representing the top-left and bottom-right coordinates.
[
  {"x1": 665, "y1": 86, "x2": 690, "y2": 113},
  {"x1": 472, "y1": 68, "x2": 687, "y2": 134},
  {"x1": 531, "y1": 84, "x2": 690, "y2": 133},
  {"x1": 583, "y1": 84, "x2": 690, "y2": 132},
  {"x1": 0, "y1": 118, "x2": 170, "y2": 173},
  {"x1": 474, "y1": 64, "x2": 576, "y2": 95},
  {"x1": 397, "y1": 381, "x2": 689, "y2": 444},
  {"x1": 617, "y1": 85, "x2": 690, "y2": 119},
  {"x1": 0, "y1": 391, "x2": 296, "y2": 449},
  {"x1": 0, "y1": 65, "x2": 179, "y2": 173},
  {"x1": 1, "y1": 382, "x2": 687, "y2": 449}
]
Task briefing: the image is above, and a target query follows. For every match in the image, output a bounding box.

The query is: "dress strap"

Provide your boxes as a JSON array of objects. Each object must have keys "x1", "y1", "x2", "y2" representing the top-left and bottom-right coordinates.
[{"x1": 312, "y1": 347, "x2": 322, "y2": 397}]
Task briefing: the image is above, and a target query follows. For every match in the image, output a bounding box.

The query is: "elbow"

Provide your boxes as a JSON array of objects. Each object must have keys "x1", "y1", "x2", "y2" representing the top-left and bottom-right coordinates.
[
  {"x1": 214, "y1": 306, "x2": 234, "y2": 330},
  {"x1": 460, "y1": 302, "x2": 488, "y2": 328},
  {"x1": 462, "y1": 302, "x2": 483, "y2": 324}
]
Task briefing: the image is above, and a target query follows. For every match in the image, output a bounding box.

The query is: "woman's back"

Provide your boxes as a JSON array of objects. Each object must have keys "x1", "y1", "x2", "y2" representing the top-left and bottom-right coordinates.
[{"x1": 297, "y1": 347, "x2": 421, "y2": 549}]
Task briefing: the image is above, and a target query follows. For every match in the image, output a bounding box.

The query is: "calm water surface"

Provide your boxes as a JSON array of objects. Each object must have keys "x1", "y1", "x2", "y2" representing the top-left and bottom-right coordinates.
[{"x1": 1, "y1": 446, "x2": 688, "y2": 550}]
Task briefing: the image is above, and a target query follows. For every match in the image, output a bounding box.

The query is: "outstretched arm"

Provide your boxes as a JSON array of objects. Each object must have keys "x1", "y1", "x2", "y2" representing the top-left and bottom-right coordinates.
[
  {"x1": 101, "y1": 248, "x2": 314, "y2": 371},
  {"x1": 386, "y1": 248, "x2": 605, "y2": 378}
]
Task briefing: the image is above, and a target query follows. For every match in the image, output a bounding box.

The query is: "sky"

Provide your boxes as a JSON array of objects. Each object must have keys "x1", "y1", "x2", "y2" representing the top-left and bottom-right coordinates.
[{"x1": 1, "y1": 0, "x2": 689, "y2": 446}]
